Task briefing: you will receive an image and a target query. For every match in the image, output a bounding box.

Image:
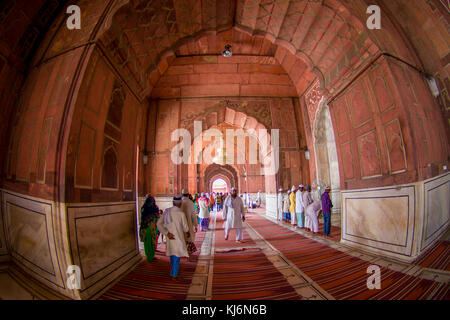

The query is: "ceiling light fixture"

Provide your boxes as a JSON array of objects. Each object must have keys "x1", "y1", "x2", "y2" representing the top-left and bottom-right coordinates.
[{"x1": 222, "y1": 44, "x2": 232, "y2": 57}]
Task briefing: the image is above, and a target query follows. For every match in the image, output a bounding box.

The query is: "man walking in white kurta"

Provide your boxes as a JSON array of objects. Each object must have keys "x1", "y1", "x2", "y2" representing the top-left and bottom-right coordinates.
[
  {"x1": 180, "y1": 189, "x2": 198, "y2": 261},
  {"x1": 223, "y1": 188, "x2": 245, "y2": 242},
  {"x1": 156, "y1": 196, "x2": 189, "y2": 280}
]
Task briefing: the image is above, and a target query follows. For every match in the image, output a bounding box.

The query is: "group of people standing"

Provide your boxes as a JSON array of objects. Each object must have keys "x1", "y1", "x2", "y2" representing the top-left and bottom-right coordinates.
[
  {"x1": 139, "y1": 188, "x2": 246, "y2": 280},
  {"x1": 277, "y1": 185, "x2": 333, "y2": 237},
  {"x1": 241, "y1": 191, "x2": 262, "y2": 209}
]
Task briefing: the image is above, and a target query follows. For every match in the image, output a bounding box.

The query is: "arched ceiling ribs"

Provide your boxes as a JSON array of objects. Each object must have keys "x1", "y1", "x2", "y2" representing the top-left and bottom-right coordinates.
[{"x1": 97, "y1": 0, "x2": 380, "y2": 99}]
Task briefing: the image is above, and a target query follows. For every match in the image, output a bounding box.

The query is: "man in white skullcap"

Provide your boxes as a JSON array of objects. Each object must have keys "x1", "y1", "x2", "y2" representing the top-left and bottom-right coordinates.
[
  {"x1": 321, "y1": 186, "x2": 333, "y2": 237},
  {"x1": 295, "y1": 185, "x2": 305, "y2": 229},
  {"x1": 180, "y1": 189, "x2": 198, "y2": 261},
  {"x1": 283, "y1": 189, "x2": 290, "y2": 222},
  {"x1": 277, "y1": 188, "x2": 284, "y2": 221},
  {"x1": 156, "y1": 196, "x2": 189, "y2": 280},
  {"x1": 303, "y1": 185, "x2": 313, "y2": 230},
  {"x1": 289, "y1": 185, "x2": 297, "y2": 226},
  {"x1": 223, "y1": 187, "x2": 245, "y2": 242},
  {"x1": 305, "y1": 200, "x2": 322, "y2": 234}
]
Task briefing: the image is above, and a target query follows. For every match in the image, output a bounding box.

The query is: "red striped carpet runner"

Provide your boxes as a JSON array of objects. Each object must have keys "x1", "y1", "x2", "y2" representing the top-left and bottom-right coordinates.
[
  {"x1": 100, "y1": 231, "x2": 206, "y2": 300},
  {"x1": 413, "y1": 240, "x2": 450, "y2": 272},
  {"x1": 212, "y1": 249, "x2": 301, "y2": 300},
  {"x1": 246, "y1": 212, "x2": 449, "y2": 300},
  {"x1": 214, "y1": 217, "x2": 256, "y2": 249}
]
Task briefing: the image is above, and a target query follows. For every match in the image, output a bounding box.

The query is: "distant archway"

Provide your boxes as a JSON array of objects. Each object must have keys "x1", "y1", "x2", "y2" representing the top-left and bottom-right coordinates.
[
  {"x1": 204, "y1": 163, "x2": 238, "y2": 194},
  {"x1": 211, "y1": 178, "x2": 228, "y2": 194}
]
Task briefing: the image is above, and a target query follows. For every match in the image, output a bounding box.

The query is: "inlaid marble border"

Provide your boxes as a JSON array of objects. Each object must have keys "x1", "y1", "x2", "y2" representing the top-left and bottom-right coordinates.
[
  {"x1": 341, "y1": 172, "x2": 450, "y2": 262},
  {"x1": 342, "y1": 185, "x2": 416, "y2": 258},
  {"x1": 421, "y1": 173, "x2": 450, "y2": 251},
  {"x1": 0, "y1": 191, "x2": 9, "y2": 261},
  {"x1": 66, "y1": 201, "x2": 141, "y2": 299},
  {"x1": 1, "y1": 190, "x2": 65, "y2": 289}
]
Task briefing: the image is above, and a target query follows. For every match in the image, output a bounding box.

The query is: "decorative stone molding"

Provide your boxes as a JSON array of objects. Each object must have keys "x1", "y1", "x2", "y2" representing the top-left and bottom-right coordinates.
[{"x1": 341, "y1": 172, "x2": 449, "y2": 262}]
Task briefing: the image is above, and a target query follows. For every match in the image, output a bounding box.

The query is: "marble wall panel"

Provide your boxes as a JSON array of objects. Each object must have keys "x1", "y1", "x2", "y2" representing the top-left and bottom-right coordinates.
[
  {"x1": 155, "y1": 197, "x2": 176, "y2": 212},
  {"x1": 342, "y1": 185, "x2": 416, "y2": 259},
  {"x1": 342, "y1": 173, "x2": 450, "y2": 262},
  {"x1": 421, "y1": 173, "x2": 450, "y2": 251},
  {"x1": 0, "y1": 191, "x2": 8, "y2": 261},
  {"x1": 1, "y1": 190, "x2": 65, "y2": 290},
  {"x1": 265, "y1": 194, "x2": 278, "y2": 219},
  {"x1": 66, "y1": 202, "x2": 140, "y2": 299}
]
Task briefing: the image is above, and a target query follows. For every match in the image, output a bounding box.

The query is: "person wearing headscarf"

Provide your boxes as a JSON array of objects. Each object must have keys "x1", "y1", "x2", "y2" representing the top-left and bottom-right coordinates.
[
  {"x1": 305, "y1": 200, "x2": 322, "y2": 234},
  {"x1": 180, "y1": 189, "x2": 198, "y2": 260},
  {"x1": 223, "y1": 187, "x2": 245, "y2": 242},
  {"x1": 321, "y1": 186, "x2": 333, "y2": 236},
  {"x1": 295, "y1": 185, "x2": 305, "y2": 229},
  {"x1": 198, "y1": 193, "x2": 210, "y2": 231},
  {"x1": 139, "y1": 195, "x2": 161, "y2": 261},
  {"x1": 289, "y1": 185, "x2": 297, "y2": 226},
  {"x1": 193, "y1": 193, "x2": 199, "y2": 215},
  {"x1": 303, "y1": 185, "x2": 313, "y2": 230},
  {"x1": 156, "y1": 196, "x2": 189, "y2": 280}
]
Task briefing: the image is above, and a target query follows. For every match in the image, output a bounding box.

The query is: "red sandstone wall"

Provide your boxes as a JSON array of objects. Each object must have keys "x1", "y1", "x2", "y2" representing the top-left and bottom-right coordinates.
[
  {"x1": 64, "y1": 48, "x2": 143, "y2": 203},
  {"x1": 4, "y1": 47, "x2": 84, "y2": 199},
  {"x1": 144, "y1": 96, "x2": 306, "y2": 196},
  {"x1": 380, "y1": 0, "x2": 450, "y2": 144},
  {"x1": 1, "y1": 0, "x2": 113, "y2": 200},
  {"x1": 152, "y1": 55, "x2": 298, "y2": 98},
  {"x1": 0, "y1": 0, "x2": 58, "y2": 186},
  {"x1": 328, "y1": 56, "x2": 448, "y2": 190}
]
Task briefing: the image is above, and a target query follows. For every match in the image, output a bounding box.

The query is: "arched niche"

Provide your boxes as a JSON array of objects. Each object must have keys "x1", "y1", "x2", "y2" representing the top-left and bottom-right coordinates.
[
  {"x1": 313, "y1": 98, "x2": 341, "y2": 218},
  {"x1": 101, "y1": 146, "x2": 119, "y2": 190}
]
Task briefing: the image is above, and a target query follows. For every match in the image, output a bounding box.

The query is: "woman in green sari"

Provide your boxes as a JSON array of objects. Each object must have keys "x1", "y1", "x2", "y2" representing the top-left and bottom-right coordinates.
[
  {"x1": 193, "y1": 193, "x2": 201, "y2": 224},
  {"x1": 139, "y1": 195, "x2": 160, "y2": 261}
]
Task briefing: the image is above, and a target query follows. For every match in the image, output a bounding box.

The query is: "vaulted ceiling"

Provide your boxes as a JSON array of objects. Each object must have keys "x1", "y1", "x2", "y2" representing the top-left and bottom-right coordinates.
[{"x1": 98, "y1": 0, "x2": 378, "y2": 98}]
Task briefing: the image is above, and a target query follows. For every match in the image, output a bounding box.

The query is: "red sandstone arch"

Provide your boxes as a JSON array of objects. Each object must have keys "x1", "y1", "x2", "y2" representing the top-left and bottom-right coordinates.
[
  {"x1": 210, "y1": 175, "x2": 231, "y2": 194},
  {"x1": 204, "y1": 164, "x2": 238, "y2": 194},
  {"x1": 184, "y1": 107, "x2": 274, "y2": 196}
]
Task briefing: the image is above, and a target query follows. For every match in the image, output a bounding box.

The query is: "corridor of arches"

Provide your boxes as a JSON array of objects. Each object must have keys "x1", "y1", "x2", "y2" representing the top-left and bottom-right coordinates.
[{"x1": 0, "y1": 0, "x2": 448, "y2": 300}]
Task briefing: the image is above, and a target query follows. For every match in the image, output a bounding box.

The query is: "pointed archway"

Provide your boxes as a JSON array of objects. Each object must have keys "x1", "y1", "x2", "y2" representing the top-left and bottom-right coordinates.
[
  {"x1": 313, "y1": 98, "x2": 341, "y2": 226},
  {"x1": 211, "y1": 177, "x2": 228, "y2": 194}
]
